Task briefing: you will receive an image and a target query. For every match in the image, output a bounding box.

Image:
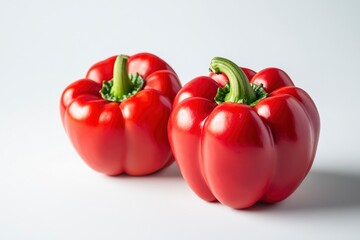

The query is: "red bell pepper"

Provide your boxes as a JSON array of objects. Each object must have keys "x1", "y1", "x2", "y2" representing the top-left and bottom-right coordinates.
[
  {"x1": 168, "y1": 57, "x2": 320, "y2": 209},
  {"x1": 60, "y1": 53, "x2": 181, "y2": 176}
]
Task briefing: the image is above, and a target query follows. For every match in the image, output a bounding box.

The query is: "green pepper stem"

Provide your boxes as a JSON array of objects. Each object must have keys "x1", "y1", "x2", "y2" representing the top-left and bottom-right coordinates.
[
  {"x1": 210, "y1": 57, "x2": 257, "y2": 104},
  {"x1": 111, "y1": 55, "x2": 134, "y2": 98}
]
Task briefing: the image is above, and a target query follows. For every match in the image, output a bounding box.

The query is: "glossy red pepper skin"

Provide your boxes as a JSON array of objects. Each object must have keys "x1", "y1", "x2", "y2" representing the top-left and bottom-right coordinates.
[
  {"x1": 60, "y1": 53, "x2": 181, "y2": 176},
  {"x1": 169, "y1": 64, "x2": 320, "y2": 208}
]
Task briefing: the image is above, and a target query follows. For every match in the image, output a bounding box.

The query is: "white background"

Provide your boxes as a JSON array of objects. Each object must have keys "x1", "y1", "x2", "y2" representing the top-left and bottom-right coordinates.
[{"x1": 1, "y1": 0, "x2": 360, "y2": 239}]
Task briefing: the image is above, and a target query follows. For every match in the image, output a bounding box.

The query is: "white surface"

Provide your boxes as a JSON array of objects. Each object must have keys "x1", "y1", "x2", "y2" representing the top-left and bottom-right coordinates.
[{"x1": 1, "y1": 0, "x2": 360, "y2": 239}]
